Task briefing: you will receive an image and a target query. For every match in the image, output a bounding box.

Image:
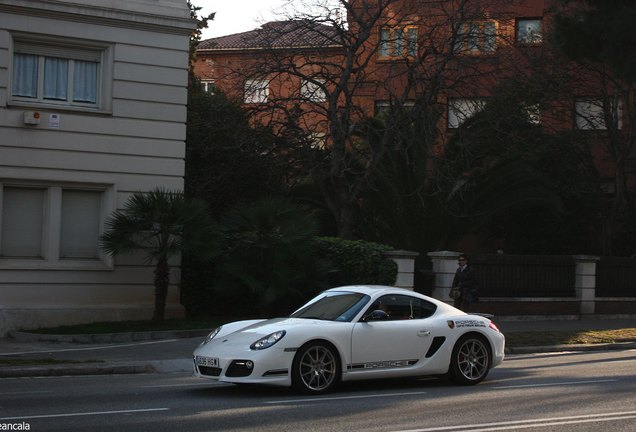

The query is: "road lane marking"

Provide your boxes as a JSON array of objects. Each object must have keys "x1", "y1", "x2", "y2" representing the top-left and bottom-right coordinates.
[
  {"x1": 266, "y1": 391, "x2": 428, "y2": 404},
  {"x1": 0, "y1": 408, "x2": 169, "y2": 421},
  {"x1": 392, "y1": 410, "x2": 636, "y2": 432},
  {"x1": 492, "y1": 378, "x2": 617, "y2": 389},
  {"x1": 143, "y1": 382, "x2": 213, "y2": 388},
  {"x1": 0, "y1": 390, "x2": 55, "y2": 396},
  {"x1": 0, "y1": 339, "x2": 178, "y2": 356}
]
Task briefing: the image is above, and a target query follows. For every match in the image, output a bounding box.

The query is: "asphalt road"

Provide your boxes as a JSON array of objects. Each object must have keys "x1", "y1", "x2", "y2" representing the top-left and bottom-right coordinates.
[{"x1": 1, "y1": 349, "x2": 635, "y2": 432}]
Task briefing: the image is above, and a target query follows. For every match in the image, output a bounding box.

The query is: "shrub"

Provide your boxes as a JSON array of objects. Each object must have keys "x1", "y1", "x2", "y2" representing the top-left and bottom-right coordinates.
[
  {"x1": 186, "y1": 197, "x2": 332, "y2": 318},
  {"x1": 315, "y1": 237, "x2": 398, "y2": 287},
  {"x1": 182, "y1": 215, "x2": 399, "y2": 319}
]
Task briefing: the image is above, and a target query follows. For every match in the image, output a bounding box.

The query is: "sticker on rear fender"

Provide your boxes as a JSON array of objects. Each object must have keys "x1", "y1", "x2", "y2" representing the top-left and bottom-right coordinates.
[{"x1": 452, "y1": 320, "x2": 486, "y2": 328}]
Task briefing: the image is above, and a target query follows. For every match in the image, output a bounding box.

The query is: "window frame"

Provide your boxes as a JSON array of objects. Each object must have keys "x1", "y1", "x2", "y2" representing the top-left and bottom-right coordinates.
[
  {"x1": 200, "y1": 79, "x2": 215, "y2": 94},
  {"x1": 0, "y1": 181, "x2": 115, "y2": 270},
  {"x1": 0, "y1": 186, "x2": 46, "y2": 259},
  {"x1": 300, "y1": 78, "x2": 327, "y2": 103},
  {"x1": 9, "y1": 34, "x2": 113, "y2": 113},
  {"x1": 447, "y1": 97, "x2": 487, "y2": 128},
  {"x1": 365, "y1": 294, "x2": 437, "y2": 320},
  {"x1": 374, "y1": 100, "x2": 416, "y2": 119},
  {"x1": 574, "y1": 97, "x2": 623, "y2": 131},
  {"x1": 378, "y1": 25, "x2": 418, "y2": 60},
  {"x1": 244, "y1": 78, "x2": 270, "y2": 104},
  {"x1": 454, "y1": 20, "x2": 498, "y2": 55}
]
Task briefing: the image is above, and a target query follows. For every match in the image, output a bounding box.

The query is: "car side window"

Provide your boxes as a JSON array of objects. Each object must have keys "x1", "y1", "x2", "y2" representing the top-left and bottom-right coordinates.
[{"x1": 367, "y1": 295, "x2": 437, "y2": 320}]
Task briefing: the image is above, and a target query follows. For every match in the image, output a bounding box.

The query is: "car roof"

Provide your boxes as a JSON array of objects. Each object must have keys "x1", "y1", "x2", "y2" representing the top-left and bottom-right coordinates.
[
  {"x1": 325, "y1": 285, "x2": 458, "y2": 313},
  {"x1": 325, "y1": 285, "x2": 420, "y2": 296}
]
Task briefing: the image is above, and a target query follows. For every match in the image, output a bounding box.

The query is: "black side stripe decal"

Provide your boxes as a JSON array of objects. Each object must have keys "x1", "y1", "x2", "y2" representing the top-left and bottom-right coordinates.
[{"x1": 348, "y1": 359, "x2": 418, "y2": 370}]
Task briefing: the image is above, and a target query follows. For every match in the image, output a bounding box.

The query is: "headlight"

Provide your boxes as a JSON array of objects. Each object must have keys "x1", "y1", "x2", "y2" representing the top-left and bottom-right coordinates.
[
  {"x1": 202, "y1": 326, "x2": 222, "y2": 345},
  {"x1": 250, "y1": 330, "x2": 286, "y2": 350}
]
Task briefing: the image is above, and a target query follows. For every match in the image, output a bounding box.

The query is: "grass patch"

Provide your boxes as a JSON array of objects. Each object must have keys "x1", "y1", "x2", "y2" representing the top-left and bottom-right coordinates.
[{"x1": 506, "y1": 328, "x2": 636, "y2": 347}]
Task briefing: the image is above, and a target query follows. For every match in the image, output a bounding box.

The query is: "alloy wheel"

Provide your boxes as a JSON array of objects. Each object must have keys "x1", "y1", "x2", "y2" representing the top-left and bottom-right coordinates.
[{"x1": 294, "y1": 343, "x2": 339, "y2": 393}]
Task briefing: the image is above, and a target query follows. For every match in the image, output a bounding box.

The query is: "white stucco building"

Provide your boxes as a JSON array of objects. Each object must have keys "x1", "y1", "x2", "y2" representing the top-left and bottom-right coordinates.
[{"x1": 0, "y1": 0, "x2": 195, "y2": 336}]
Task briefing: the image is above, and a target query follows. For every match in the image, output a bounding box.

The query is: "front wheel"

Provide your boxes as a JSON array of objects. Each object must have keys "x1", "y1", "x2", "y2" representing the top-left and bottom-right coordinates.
[
  {"x1": 292, "y1": 342, "x2": 340, "y2": 394},
  {"x1": 449, "y1": 335, "x2": 491, "y2": 385}
]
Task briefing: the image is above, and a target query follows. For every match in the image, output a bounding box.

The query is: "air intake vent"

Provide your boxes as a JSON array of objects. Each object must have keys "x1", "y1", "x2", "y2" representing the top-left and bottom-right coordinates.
[{"x1": 425, "y1": 337, "x2": 446, "y2": 358}]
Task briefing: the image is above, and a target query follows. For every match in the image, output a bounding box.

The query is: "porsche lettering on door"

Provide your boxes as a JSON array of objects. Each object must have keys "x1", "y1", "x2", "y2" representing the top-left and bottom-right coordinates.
[{"x1": 350, "y1": 320, "x2": 433, "y2": 369}]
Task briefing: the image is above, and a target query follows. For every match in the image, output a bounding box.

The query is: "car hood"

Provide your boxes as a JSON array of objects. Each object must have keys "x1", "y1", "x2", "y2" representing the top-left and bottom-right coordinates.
[
  {"x1": 220, "y1": 317, "x2": 339, "y2": 337},
  {"x1": 198, "y1": 317, "x2": 343, "y2": 352}
]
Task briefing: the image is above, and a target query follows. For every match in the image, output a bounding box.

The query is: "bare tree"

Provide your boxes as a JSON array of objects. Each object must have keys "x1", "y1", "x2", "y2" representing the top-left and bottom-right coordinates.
[{"x1": 209, "y1": 0, "x2": 531, "y2": 239}]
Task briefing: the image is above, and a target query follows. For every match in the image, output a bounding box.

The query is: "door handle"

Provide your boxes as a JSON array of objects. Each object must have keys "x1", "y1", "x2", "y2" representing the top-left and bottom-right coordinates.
[{"x1": 417, "y1": 330, "x2": 431, "y2": 337}]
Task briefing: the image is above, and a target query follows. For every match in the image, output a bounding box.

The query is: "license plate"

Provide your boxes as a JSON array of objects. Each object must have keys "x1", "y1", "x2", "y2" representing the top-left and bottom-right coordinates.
[{"x1": 196, "y1": 356, "x2": 219, "y2": 367}]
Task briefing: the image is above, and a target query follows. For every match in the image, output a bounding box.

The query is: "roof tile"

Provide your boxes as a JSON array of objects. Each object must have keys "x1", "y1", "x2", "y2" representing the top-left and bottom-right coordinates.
[{"x1": 197, "y1": 20, "x2": 341, "y2": 50}]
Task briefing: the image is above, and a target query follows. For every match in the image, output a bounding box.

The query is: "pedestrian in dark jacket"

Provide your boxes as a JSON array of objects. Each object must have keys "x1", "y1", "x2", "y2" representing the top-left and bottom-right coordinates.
[{"x1": 451, "y1": 254, "x2": 478, "y2": 310}]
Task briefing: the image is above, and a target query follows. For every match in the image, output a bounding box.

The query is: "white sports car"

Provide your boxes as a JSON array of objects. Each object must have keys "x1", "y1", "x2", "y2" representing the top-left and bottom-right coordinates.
[{"x1": 193, "y1": 285, "x2": 505, "y2": 394}]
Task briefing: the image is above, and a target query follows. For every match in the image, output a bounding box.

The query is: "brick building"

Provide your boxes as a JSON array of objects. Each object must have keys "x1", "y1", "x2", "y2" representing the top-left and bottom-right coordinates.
[
  {"x1": 194, "y1": 20, "x2": 343, "y2": 144},
  {"x1": 194, "y1": 0, "x2": 634, "y2": 252}
]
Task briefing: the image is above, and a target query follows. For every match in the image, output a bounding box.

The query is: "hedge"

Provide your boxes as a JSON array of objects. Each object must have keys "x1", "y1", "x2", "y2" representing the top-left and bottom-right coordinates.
[{"x1": 315, "y1": 237, "x2": 398, "y2": 287}]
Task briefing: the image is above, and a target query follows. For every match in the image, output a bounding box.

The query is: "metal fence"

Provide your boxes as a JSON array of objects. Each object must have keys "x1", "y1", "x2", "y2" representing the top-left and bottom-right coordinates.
[
  {"x1": 596, "y1": 256, "x2": 636, "y2": 297},
  {"x1": 470, "y1": 254, "x2": 575, "y2": 297}
]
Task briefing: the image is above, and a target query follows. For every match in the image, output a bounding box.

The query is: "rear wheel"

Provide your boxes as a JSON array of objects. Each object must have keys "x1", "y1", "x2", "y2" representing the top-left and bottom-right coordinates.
[
  {"x1": 292, "y1": 342, "x2": 340, "y2": 394},
  {"x1": 449, "y1": 334, "x2": 491, "y2": 385}
]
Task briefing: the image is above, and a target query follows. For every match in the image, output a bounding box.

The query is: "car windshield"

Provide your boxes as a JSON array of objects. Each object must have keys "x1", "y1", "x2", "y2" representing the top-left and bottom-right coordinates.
[{"x1": 290, "y1": 291, "x2": 370, "y2": 322}]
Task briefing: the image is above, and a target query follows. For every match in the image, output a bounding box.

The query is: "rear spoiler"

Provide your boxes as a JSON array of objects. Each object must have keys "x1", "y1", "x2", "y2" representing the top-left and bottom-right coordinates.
[{"x1": 471, "y1": 313, "x2": 495, "y2": 320}]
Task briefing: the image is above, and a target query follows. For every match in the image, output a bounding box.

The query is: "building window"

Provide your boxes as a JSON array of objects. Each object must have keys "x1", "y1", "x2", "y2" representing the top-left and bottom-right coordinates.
[
  {"x1": 200, "y1": 79, "x2": 215, "y2": 94},
  {"x1": 301, "y1": 79, "x2": 327, "y2": 102},
  {"x1": 0, "y1": 187, "x2": 45, "y2": 258},
  {"x1": 60, "y1": 190, "x2": 102, "y2": 259},
  {"x1": 516, "y1": 18, "x2": 543, "y2": 45},
  {"x1": 244, "y1": 79, "x2": 269, "y2": 104},
  {"x1": 308, "y1": 132, "x2": 327, "y2": 149},
  {"x1": 375, "y1": 100, "x2": 415, "y2": 117},
  {"x1": 575, "y1": 98, "x2": 623, "y2": 130},
  {"x1": 454, "y1": 21, "x2": 497, "y2": 55},
  {"x1": 0, "y1": 183, "x2": 113, "y2": 268},
  {"x1": 523, "y1": 103, "x2": 541, "y2": 125},
  {"x1": 448, "y1": 98, "x2": 487, "y2": 128},
  {"x1": 11, "y1": 38, "x2": 110, "y2": 110},
  {"x1": 379, "y1": 26, "x2": 418, "y2": 59}
]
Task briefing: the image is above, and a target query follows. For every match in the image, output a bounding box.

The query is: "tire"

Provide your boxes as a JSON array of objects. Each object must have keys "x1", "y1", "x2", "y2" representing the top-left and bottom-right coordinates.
[
  {"x1": 449, "y1": 334, "x2": 491, "y2": 385},
  {"x1": 292, "y1": 342, "x2": 341, "y2": 394}
]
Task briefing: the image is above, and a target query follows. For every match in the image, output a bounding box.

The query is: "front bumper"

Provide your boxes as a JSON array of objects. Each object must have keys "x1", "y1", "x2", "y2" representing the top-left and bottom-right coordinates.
[{"x1": 192, "y1": 347, "x2": 295, "y2": 387}]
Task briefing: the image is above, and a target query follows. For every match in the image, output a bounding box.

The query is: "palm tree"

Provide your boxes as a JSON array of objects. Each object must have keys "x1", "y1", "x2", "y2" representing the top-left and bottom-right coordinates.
[
  {"x1": 100, "y1": 188, "x2": 213, "y2": 321},
  {"x1": 212, "y1": 197, "x2": 332, "y2": 315}
]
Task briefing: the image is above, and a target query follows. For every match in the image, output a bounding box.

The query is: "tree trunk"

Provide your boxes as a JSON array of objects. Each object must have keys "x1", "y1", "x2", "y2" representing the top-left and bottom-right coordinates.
[
  {"x1": 153, "y1": 256, "x2": 170, "y2": 321},
  {"x1": 336, "y1": 201, "x2": 357, "y2": 240}
]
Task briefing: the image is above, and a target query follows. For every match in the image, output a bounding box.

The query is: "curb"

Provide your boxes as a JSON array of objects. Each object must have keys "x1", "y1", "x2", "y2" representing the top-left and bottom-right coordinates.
[
  {"x1": 0, "y1": 362, "x2": 153, "y2": 378},
  {"x1": 8, "y1": 329, "x2": 210, "y2": 344},
  {"x1": 505, "y1": 340, "x2": 636, "y2": 354},
  {"x1": 0, "y1": 359, "x2": 193, "y2": 378}
]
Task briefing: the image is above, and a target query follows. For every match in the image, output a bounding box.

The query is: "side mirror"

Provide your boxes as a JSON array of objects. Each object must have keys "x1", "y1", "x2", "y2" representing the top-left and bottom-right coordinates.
[{"x1": 363, "y1": 309, "x2": 389, "y2": 322}]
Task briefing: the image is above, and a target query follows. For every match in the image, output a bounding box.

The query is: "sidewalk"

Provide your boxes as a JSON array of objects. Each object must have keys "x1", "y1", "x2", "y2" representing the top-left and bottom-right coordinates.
[
  {"x1": 497, "y1": 316, "x2": 636, "y2": 354},
  {"x1": 1, "y1": 317, "x2": 635, "y2": 378},
  {"x1": 0, "y1": 330, "x2": 207, "y2": 378}
]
